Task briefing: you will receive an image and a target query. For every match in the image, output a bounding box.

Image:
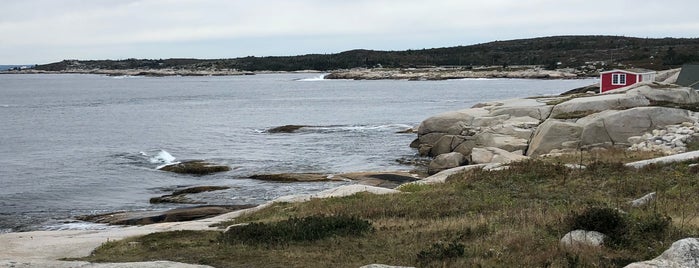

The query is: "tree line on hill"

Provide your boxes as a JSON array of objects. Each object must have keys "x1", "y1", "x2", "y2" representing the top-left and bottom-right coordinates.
[{"x1": 34, "y1": 36, "x2": 699, "y2": 72}]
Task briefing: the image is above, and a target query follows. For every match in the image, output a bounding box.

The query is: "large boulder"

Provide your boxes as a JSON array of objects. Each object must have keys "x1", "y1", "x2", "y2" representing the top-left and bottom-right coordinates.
[
  {"x1": 527, "y1": 119, "x2": 583, "y2": 156},
  {"x1": 474, "y1": 132, "x2": 529, "y2": 152},
  {"x1": 550, "y1": 93, "x2": 650, "y2": 119},
  {"x1": 560, "y1": 230, "x2": 607, "y2": 248},
  {"x1": 625, "y1": 238, "x2": 699, "y2": 268},
  {"x1": 417, "y1": 108, "x2": 489, "y2": 135},
  {"x1": 428, "y1": 152, "x2": 467, "y2": 175},
  {"x1": 578, "y1": 107, "x2": 693, "y2": 147},
  {"x1": 430, "y1": 135, "x2": 469, "y2": 157},
  {"x1": 470, "y1": 147, "x2": 528, "y2": 164},
  {"x1": 628, "y1": 84, "x2": 699, "y2": 104}
]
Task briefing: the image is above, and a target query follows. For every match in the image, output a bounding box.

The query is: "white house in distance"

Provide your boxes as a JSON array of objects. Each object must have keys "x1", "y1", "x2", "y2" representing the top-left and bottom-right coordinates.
[{"x1": 599, "y1": 69, "x2": 657, "y2": 93}]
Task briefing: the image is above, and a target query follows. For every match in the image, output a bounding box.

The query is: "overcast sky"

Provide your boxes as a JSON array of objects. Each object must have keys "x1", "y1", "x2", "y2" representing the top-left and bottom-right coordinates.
[{"x1": 1, "y1": 0, "x2": 698, "y2": 64}]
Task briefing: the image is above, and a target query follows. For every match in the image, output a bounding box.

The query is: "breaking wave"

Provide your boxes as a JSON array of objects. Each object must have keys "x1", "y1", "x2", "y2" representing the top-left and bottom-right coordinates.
[{"x1": 296, "y1": 74, "x2": 328, "y2": 81}]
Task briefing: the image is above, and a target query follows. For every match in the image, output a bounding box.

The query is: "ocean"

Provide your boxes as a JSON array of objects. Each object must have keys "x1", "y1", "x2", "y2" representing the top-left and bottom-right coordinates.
[{"x1": 0, "y1": 73, "x2": 596, "y2": 232}]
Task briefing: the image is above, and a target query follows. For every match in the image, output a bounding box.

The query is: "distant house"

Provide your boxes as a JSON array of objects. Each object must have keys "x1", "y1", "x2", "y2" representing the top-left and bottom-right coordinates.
[
  {"x1": 676, "y1": 64, "x2": 699, "y2": 89},
  {"x1": 599, "y1": 69, "x2": 656, "y2": 93}
]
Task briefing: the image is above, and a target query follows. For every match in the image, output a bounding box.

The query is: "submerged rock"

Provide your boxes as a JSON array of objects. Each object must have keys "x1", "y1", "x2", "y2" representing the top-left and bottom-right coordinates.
[
  {"x1": 266, "y1": 125, "x2": 311, "y2": 133},
  {"x1": 159, "y1": 160, "x2": 231, "y2": 175}
]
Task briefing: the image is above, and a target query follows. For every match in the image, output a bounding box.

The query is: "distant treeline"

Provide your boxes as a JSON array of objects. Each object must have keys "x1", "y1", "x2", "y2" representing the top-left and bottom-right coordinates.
[{"x1": 35, "y1": 36, "x2": 699, "y2": 72}]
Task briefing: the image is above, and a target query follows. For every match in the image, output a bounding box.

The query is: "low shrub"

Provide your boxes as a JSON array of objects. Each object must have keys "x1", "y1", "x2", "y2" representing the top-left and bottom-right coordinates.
[
  {"x1": 566, "y1": 207, "x2": 673, "y2": 248},
  {"x1": 220, "y1": 215, "x2": 373, "y2": 246},
  {"x1": 416, "y1": 241, "x2": 465, "y2": 267}
]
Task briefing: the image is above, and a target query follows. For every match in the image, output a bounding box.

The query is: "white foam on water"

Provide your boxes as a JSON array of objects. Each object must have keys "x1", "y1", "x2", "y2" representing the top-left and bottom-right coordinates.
[
  {"x1": 314, "y1": 124, "x2": 414, "y2": 132},
  {"x1": 0, "y1": 228, "x2": 12, "y2": 234},
  {"x1": 148, "y1": 150, "x2": 176, "y2": 165},
  {"x1": 296, "y1": 74, "x2": 328, "y2": 81}
]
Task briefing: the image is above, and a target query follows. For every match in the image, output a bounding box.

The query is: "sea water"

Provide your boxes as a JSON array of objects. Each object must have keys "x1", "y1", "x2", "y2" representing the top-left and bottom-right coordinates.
[{"x1": 0, "y1": 73, "x2": 596, "y2": 232}]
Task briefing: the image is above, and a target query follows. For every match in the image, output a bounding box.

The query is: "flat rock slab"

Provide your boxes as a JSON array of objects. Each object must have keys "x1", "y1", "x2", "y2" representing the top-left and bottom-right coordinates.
[
  {"x1": 150, "y1": 186, "x2": 231, "y2": 204},
  {"x1": 335, "y1": 172, "x2": 421, "y2": 188},
  {"x1": 77, "y1": 205, "x2": 255, "y2": 226},
  {"x1": 249, "y1": 172, "x2": 422, "y2": 188},
  {"x1": 249, "y1": 173, "x2": 342, "y2": 182},
  {"x1": 625, "y1": 150, "x2": 699, "y2": 168}
]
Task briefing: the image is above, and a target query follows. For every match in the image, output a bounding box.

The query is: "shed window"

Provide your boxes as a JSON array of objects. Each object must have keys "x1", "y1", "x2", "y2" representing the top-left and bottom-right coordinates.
[{"x1": 612, "y1": 73, "x2": 626, "y2": 85}]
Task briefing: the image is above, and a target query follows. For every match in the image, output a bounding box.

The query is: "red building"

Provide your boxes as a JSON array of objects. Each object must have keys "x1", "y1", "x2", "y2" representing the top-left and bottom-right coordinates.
[{"x1": 599, "y1": 69, "x2": 656, "y2": 93}]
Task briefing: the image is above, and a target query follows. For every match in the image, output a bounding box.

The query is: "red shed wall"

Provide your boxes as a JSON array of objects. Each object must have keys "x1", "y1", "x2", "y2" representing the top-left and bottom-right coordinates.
[{"x1": 600, "y1": 71, "x2": 639, "y2": 93}]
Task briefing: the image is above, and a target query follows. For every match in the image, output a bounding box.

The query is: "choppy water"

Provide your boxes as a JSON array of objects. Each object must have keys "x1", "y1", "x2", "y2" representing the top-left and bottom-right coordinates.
[{"x1": 0, "y1": 73, "x2": 596, "y2": 232}]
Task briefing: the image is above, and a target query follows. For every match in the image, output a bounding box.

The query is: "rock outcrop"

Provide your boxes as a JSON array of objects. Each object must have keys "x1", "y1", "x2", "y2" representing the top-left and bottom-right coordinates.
[
  {"x1": 625, "y1": 238, "x2": 699, "y2": 268},
  {"x1": 413, "y1": 82, "x2": 699, "y2": 162},
  {"x1": 325, "y1": 67, "x2": 580, "y2": 80},
  {"x1": 427, "y1": 152, "x2": 467, "y2": 175}
]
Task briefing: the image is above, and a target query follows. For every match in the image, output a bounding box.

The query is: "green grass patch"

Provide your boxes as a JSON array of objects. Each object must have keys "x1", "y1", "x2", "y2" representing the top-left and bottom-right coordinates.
[{"x1": 221, "y1": 215, "x2": 373, "y2": 246}]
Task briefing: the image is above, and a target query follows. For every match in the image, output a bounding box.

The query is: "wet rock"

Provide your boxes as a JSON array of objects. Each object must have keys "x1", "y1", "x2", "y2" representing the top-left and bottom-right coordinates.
[
  {"x1": 266, "y1": 125, "x2": 311, "y2": 133},
  {"x1": 336, "y1": 172, "x2": 421, "y2": 189},
  {"x1": 150, "y1": 186, "x2": 231, "y2": 204},
  {"x1": 249, "y1": 173, "x2": 340, "y2": 182},
  {"x1": 77, "y1": 205, "x2": 255, "y2": 226},
  {"x1": 159, "y1": 160, "x2": 230, "y2": 175}
]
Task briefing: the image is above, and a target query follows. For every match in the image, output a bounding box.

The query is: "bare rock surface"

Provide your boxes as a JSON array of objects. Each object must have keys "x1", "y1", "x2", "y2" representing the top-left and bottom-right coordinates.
[
  {"x1": 415, "y1": 82, "x2": 699, "y2": 160},
  {"x1": 625, "y1": 238, "x2": 699, "y2": 268},
  {"x1": 560, "y1": 230, "x2": 607, "y2": 248},
  {"x1": 428, "y1": 152, "x2": 467, "y2": 175}
]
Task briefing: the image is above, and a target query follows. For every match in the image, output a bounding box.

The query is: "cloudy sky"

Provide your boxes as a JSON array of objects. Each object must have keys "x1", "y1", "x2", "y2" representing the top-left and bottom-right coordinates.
[{"x1": 1, "y1": 0, "x2": 698, "y2": 64}]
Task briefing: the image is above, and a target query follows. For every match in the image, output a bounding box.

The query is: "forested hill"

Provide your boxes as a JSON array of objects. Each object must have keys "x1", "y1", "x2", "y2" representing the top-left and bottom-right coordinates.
[{"x1": 35, "y1": 36, "x2": 699, "y2": 72}]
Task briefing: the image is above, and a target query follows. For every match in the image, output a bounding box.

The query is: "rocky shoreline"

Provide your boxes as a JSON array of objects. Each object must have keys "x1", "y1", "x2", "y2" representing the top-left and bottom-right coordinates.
[
  {"x1": 0, "y1": 68, "x2": 322, "y2": 77},
  {"x1": 2, "y1": 66, "x2": 592, "y2": 80},
  {"x1": 325, "y1": 66, "x2": 589, "y2": 80},
  {"x1": 4, "y1": 67, "x2": 699, "y2": 267}
]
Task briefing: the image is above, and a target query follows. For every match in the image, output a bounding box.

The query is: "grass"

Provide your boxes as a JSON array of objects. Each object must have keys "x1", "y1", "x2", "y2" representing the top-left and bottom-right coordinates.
[{"x1": 80, "y1": 155, "x2": 699, "y2": 267}]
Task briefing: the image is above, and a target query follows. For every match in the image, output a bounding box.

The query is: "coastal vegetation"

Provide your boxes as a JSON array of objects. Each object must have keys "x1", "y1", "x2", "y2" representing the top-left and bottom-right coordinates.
[
  {"x1": 78, "y1": 151, "x2": 699, "y2": 267},
  {"x1": 32, "y1": 36, "x2": 699, "y2": 72}
]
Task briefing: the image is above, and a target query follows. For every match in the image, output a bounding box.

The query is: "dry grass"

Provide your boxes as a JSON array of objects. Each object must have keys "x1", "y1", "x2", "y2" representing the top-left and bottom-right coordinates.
[{"x1": 80, "y1": 156, "x2": 699, "y2": 267}]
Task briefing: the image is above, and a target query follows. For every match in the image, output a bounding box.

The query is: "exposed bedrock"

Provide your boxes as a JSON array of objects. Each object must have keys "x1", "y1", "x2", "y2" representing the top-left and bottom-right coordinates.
[{"x1": 413, "y1": 82, "x2": 699, "y2": 166}]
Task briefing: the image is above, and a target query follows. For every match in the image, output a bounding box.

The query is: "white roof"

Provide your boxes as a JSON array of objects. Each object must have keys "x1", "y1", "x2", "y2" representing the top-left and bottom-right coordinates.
[{"x1": 600, "y1": 69, "x2": 656, "y2": 75}]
